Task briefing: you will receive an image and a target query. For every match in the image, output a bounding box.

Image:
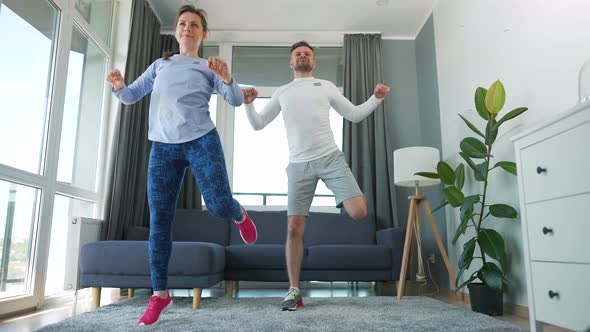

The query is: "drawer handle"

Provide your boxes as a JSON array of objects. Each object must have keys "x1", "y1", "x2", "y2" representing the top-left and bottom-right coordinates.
[
  {"x1": 542, "y1": 227, "x2": 553, "y2": 235},
  {"x1": 548, "y1": 290, "x2": 559, "y2": 299},
  {"x1": 536, "y1": 166, "x2": 547, "y2": 174}
]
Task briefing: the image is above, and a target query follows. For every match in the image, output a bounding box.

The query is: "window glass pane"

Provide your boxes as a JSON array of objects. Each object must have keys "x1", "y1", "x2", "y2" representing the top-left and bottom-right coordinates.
[
  {"x1": 0, "y1": 180, "x2": 39, "y2": 299},
  {"x1": 57, "y1": 27, "x2": 107, "y2": 191},
  {"x1": 0, "y1": 0, "x2": 58, "y2": 174},
  {"x1": 45, "y1": 195, "x2": 95, "y2": 296},
  {"x1": 234, "y1": 98, "x2": 289, "y2": 196},
  {"x1": 202, "y1": 45, "x2": 219, "y2": 59},
  {"x1": 74, "y1": 0, "x2": 113, "y2": 46},
  {"x1": 232, "y1": 46, "x2": 344, "y2": 86},
  {"x1": 233, "y1": 98, "x2": 342, "y2": 205}
]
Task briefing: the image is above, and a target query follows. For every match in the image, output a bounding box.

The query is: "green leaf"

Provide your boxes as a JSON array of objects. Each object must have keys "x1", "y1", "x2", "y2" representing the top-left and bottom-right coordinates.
[
  {"x1": 485, "y1": 80, "x2": 506, "y2": 114},
  {"x1": 432, "y1": 200, "x2": 448, "y2": 213},
  {"x1": 457, "y1": 239, "x2": 476, "y2": 275},
  {"x1": 414, "y1": 172, "x2": 440, "y2": 179},
  {"x1": 443, "y1": 187, "x2": 465, "y2": 207},
  {"x1": 437, "y1": 161, "x2": 455, "y2": 185},
  {"x1": 474, "y1": 161, "x2": 488, "y2": 182},
  {"x1": 485, "y1": 119, "x2": 498, "y2": 145},
  {"x1": 453, "y1": 211, "x2": 474, "y2": 245},
  {"x1": 456, "y1": 273, "x2": 478, "y2": 291},
  {"x1": 454, "y1": 164, "x2": 465, "y2": 191},
  {"x1": 493, "y1": 107, "x2": 528, "y2": 131},
  {"x1": 460, "y1": 195, "x2": 480, "y2": 219},
  {"x1": 479, "y1": 228, "x2": 505, "y2": 260},
  {"x1": 459, "y1": 114, "x2": 485, "y2": 138},
  {"x1": 489, "y1": 204, "x2": 518, "y2": 218},
  {"x1": 494, "y1": 161, "x2": 517, "y2": 175},
  {"x1": 460, "y1": 137, "x2": 487, "y2": 159},
  {"x1": 459, "y1": 152, "x2": 480, "y2": 175},
  {"x1": 431, "y1": 200, "x2": 448, "y2": 213},
  {"x1": 474, "y1": 87, "x2": 490, "y2": 120},
  {"x1": 480, "y1": 262, "x2": 505, "y2": 292}
]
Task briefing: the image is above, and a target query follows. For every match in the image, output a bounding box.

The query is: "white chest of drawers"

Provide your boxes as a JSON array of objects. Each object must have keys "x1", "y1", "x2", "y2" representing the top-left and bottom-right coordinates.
[{"x1": 512, "y1": 102, "x2": 590, "y2": 332}]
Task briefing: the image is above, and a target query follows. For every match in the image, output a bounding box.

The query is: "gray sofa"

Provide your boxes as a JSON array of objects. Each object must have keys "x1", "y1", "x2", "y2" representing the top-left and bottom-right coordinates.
[{"x1": 79, "y1": 209, "x2": 405, "y2": 309}]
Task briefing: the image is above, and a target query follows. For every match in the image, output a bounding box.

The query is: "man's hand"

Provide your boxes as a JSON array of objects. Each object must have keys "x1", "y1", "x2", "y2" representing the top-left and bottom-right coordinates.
[
  {"x1": 242, "y1": 87, "x2": 258, "y2": 104},
  {"x1": 208, "y1": 56, "x2": 232, "y2": 84},
  {"x1": 106, "y1": 69, "x2": 125, "y2": 91},
  {"x1": 374, "y1": 83, "x2": 391, "y2": 99}
]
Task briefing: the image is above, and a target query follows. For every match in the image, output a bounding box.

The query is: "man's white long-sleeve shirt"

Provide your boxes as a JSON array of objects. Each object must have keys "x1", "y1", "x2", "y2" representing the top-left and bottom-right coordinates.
[{"x1": 245, "y1": 77, "x2": 383, "y2": 163}]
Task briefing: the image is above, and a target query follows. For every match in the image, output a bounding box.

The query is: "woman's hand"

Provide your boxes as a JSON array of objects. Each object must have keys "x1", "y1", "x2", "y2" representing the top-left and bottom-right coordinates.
[
  {"x1": 106, "y1": 69, "x2": 125, "y2": 90},
  {"x1": 208, "y1": 56, "x2": 232, "y2": 84}
]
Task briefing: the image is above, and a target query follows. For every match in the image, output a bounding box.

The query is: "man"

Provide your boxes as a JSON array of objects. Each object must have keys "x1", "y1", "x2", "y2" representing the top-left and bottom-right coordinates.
[{"x1": 242, "y1": 41, "x2": 390, "y2": 311}]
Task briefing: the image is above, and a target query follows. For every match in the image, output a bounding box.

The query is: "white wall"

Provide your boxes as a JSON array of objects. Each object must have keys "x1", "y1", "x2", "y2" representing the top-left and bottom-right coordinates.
[{"x1": 433, "y1": 0, "x2": 590, "y2": 306}]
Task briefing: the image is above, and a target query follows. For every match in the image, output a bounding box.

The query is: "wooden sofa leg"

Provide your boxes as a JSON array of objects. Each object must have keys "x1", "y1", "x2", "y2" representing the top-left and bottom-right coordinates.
[
  {"x1": 227, "y1": 281, "x2": 234, "y2": 298},
  {"x1": 91, "y1": 287, "x2": 101, "y2": 309},
  {"x1": 193, "y1": 288, "x2": 202, "y2": 309},
  {"x1": 128, "y1": 288, "x2": 134, "y2": 298}
]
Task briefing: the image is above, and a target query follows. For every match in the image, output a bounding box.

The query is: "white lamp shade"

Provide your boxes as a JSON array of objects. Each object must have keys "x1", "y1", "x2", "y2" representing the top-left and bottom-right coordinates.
[{"x1": 393, "y1": 146, "x2": 441, "y2": 187}]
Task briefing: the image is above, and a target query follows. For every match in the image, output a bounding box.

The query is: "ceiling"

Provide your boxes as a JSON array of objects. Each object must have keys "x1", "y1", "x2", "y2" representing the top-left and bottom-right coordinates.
[{"x1": 147, "y1": 0, "x2": 437, "y2": 39}]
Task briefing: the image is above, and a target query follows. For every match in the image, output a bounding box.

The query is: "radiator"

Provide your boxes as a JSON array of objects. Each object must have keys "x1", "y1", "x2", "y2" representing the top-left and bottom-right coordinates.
[{"x1": 64, "y1": 217, "x2": 105, "y2": 291}]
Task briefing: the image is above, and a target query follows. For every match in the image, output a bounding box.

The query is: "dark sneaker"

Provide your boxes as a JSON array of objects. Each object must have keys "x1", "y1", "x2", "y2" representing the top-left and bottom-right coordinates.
[
  {"x1": 235, "y1": 207, "x2": 257, "y2": 244},
  {"x1": 138, "y1": 292, "x2": 172, "y2": 325},
  {"x1": 281, "y1": 288, "x2": 303, "y2": 311}
]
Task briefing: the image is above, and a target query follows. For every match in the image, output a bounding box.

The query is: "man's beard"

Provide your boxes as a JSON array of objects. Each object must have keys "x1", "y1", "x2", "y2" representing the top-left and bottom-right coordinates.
[{"x1": 294, "y1": 62, "x2": 312, "y2": 73}]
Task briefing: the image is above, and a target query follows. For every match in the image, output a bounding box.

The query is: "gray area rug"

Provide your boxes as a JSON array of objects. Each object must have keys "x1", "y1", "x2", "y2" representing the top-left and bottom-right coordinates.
[{"x1": 37, "y1": 296, "x2": 523, "y2": 332}]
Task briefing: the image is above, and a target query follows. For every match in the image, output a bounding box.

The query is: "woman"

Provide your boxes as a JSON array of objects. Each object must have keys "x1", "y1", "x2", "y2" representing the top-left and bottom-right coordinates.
[{"x1": 106, "y1": 5, "x2": 257, "y2": 325}]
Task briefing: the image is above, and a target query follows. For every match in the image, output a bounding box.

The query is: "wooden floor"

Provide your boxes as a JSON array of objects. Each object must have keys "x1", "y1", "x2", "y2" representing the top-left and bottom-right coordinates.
[{"x1": 0, "y1": 282, "x2": 572, "y2": 332}]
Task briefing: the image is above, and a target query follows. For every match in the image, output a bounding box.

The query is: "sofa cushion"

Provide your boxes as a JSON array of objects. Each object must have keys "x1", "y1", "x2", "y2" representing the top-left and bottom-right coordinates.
[
  {"x1": 80, "y1": 241, "x2": 225, "y2": 276},
  {"x1": 229, "y1": 210, "x2": 287, "y2": 245},
  {"x1": 304, "y1": 212, "x2": 376, "y2": 246},
  {"x1": 225, "y1": 244, "x2": 308, "y2": 269},
  {"x1": 303, "y1": 245, "x2": 392, "y2": 270},
  {"x1": 173, "y1": 209, "x2": 229, "y2": 245}
]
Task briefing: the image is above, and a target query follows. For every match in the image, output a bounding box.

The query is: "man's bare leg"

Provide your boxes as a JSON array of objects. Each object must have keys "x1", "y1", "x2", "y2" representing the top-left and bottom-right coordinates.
[
  {"x1": 342, "y1": 195, "x2": 368, "y2": 220},
  {"x1": 286, "y1": 215, "x2": 306, "y2": 288}
]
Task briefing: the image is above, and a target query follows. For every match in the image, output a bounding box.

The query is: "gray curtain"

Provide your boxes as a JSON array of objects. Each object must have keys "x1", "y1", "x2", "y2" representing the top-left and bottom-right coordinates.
[
  {"x1": 104, "y1": 0, "x2": 161, "y2": 239},
  {"x1": 342, "y1": 34, "x2": 397, "y2": 229},
  {"x1": 160, "y1": 33, "x2": 203, "y2": 58},
  {"x1": 160, "y1": 34, "x2": 202, "y2": 209}
]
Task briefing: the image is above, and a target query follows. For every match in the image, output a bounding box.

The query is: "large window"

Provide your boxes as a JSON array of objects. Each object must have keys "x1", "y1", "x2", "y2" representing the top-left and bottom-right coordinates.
[
  {"x1": 0, "y1": 1, "x2": 58, "y2": 174},
  {"x1": 0, "y1": 0, "x2": 113, "y2": 315},
  {"x1": 231, "y1": 46, "x2": 344, "y2": 207}
]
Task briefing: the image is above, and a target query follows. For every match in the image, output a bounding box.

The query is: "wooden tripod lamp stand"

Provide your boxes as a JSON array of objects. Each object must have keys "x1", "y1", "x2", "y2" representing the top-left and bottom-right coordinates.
[{"x1": 393, "y1": 147, "x2": 455, "y2": 300}]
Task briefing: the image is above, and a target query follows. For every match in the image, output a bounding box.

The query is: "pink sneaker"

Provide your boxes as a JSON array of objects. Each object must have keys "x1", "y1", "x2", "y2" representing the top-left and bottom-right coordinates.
[
  {"x1": 235, "y1": 207, "x2": 257, "y2": 244},
  {"x1": 138, "y1": 292, "x2": 172, "y2": 326}
]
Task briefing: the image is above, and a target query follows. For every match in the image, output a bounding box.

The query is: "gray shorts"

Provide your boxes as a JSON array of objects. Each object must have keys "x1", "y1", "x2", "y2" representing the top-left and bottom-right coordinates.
[{"x1": 286, "y1": 150, "x2": 363, "y2": 216}]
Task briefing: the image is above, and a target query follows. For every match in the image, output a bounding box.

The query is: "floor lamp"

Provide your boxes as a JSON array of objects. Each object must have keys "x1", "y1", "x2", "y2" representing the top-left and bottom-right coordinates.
[{"x1": 393, "y1": 147, "x2": 455, "y2": 299}]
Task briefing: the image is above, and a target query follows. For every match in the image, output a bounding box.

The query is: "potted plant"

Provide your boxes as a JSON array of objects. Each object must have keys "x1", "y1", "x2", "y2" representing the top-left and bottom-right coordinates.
[{"x1": 416, "y1": 80, "x2": 527, "y2": 316}]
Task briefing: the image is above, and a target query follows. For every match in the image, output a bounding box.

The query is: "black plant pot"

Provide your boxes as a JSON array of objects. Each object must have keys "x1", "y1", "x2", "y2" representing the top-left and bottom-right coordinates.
[{"x1": 468, "y1": 282, "x2": 503, "y2": 316}]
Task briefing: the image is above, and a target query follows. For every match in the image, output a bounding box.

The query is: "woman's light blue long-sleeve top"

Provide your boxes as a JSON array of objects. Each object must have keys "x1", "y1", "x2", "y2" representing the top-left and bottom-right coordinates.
[{"x1": 112, "y1": 54, "x2": 243, "y2": 143}]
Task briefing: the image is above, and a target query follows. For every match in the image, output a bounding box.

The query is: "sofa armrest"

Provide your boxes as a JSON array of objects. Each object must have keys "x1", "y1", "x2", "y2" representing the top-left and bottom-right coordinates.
[{"x1": 376, "y1": 227, "x2": 405, "y2": 280}]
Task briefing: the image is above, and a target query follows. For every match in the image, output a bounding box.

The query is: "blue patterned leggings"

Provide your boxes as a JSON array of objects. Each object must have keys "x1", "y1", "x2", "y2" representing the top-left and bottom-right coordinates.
[{"x1": 147, "y1": 128, "x2": 242, "y2": 290}]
